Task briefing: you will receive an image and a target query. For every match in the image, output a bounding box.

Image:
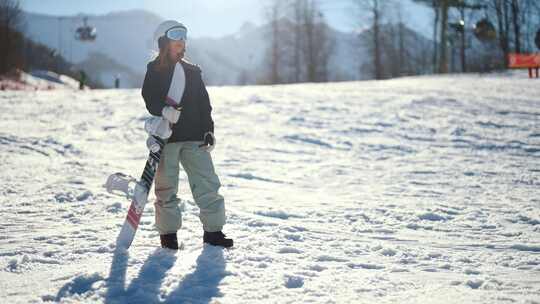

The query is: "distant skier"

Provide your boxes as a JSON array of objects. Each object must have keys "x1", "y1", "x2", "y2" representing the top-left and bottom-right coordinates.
[
  {"x1": 142, "y1": 21, "x2": 233, "y2": 249},
  {"x1": 79, "y1": 70, "x2": 87, "y2": 90},
  {"x1": 114, "y1": 75, "x2": 120, "y2": 89}
]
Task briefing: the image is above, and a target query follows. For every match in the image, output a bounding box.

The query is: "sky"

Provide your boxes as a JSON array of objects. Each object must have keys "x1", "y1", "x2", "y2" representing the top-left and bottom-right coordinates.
[{"x1": 20, "y1": 0, "x2": 433, "y2": 38}]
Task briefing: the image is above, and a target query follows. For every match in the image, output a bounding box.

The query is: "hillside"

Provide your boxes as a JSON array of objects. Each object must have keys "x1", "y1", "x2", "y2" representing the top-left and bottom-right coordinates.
[
  {"x1": 0, "y1": 72, "x2": 539, "y2": 303},
  {"x1": 22, "y1": 10, "x2": 433, "y2": 87}
]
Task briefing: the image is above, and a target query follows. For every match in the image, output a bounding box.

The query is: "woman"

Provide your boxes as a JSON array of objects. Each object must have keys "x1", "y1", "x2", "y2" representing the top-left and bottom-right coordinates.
[{"x1": 141, "y1": 20, "x2": 233, "y2": 249}]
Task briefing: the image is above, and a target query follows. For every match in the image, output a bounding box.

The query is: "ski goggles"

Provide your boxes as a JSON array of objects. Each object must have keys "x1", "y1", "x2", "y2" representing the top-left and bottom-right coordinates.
[{"x1": 165, "y1": 26, "x2": 187, "y2": 41}]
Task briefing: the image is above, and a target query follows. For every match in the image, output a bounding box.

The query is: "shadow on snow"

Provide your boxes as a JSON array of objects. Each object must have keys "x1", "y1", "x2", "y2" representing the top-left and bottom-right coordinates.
[{"x1": 53, "y1": 245, "x2": 226, "y2": 304}]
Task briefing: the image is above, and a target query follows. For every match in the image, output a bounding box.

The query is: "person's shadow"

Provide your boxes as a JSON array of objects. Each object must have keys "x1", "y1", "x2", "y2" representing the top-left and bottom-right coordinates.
[
  {"x1": 104, "y1": 247, "x2": 177, "y2": 304},
  {"x1": 54, "y1": 244, "x2": 226, "y2": 303},
  {"x1": 103, "y1": 245, "x2": 225, "y2": 304},
  {"x1": 164, "y1": 245, "x2": 226, "y2": 303}
]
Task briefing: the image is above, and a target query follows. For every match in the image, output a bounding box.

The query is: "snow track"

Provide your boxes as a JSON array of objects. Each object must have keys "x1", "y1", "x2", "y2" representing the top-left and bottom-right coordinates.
[{"x1": 0, "y1": 73, "x2": 539, "y2": 303}]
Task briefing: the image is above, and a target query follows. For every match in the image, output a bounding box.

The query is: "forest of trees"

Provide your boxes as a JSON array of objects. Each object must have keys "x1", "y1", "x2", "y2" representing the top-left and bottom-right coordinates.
[
  {"x1": 0, "y1": 0, "x2": 23, "y2": 75},
  {"x1": 264, "y1": 0, "x2": 334, "y2": 84},
  {"x1": 263, "y1": 0, "x2": 540, "y2": 84},
  {"x1": 3, "y1": 0, "x2": 540, "y2": 86},
  {"x1": 414, "y1": 0, "x2": 540, "y2": 73}
]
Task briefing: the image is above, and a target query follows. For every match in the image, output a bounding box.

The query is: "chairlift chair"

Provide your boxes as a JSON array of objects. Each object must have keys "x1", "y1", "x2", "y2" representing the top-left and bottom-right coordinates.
[
  {"x1": 474, "y1": 18, "x2": 496, "y2": 42},
  {"x1": 75, "y1": 17, "x2": 97, "y2": 42}
]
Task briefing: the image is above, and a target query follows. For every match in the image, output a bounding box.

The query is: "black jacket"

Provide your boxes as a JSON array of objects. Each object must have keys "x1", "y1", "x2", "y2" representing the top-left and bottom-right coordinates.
[{"x1": 141, "y1": 58, "x2": 214, "y2": 143}]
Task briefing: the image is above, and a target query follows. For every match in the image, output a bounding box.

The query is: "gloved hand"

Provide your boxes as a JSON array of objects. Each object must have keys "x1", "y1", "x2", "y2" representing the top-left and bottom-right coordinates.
[
  {"x1": 144, "y1": 117, "x2": 172, "y2": 139},
  {"x1": 162, "y1": 106, "x2": 182, "y2": 124},
  {"x1": 199, "y1": 132, "x2": 216, "y2": 152}
]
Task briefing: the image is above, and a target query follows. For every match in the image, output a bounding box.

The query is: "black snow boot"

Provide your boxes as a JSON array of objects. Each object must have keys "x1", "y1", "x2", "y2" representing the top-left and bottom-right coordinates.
[
  {"x1": 160, "y1": 233, "x2": 179, "y2": 250},
  {"x1": 203, "y1": 231, "x2": 233, "y2": 248}
]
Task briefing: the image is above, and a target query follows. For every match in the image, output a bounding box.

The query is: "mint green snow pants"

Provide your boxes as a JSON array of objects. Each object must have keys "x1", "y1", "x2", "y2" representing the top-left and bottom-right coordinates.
[{"x1": 154, "y1": 141, "x2": 225, "y2": 234}]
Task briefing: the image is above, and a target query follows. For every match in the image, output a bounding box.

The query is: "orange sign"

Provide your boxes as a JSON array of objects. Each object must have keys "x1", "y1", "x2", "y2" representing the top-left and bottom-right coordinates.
[{"x1": 508, "y1": 53, "x2": 540, "y2": 68}]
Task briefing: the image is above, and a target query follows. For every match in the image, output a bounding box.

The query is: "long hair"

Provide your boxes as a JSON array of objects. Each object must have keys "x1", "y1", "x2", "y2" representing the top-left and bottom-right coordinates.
[{"x1": 154, "y1": 38, "x2": 174, "y2": 71}]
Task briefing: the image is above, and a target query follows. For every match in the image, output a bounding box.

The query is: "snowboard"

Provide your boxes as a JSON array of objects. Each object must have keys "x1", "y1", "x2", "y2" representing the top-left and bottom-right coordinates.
[
  {"x1": 106, "y1": 110, "x2": 182, "y2": 249},
  {"x1": 113, "y1": 135, "x2": 166, "y2": 249}
]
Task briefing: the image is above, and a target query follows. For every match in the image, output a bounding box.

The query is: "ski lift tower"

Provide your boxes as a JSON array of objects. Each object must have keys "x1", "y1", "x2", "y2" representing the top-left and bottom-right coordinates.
[
  {"x1": 536, "y1": 28, "x2": 540, "y2": 51},
  {"x1": 448, "y1": 1, "x2": 488, "y2": 73}
]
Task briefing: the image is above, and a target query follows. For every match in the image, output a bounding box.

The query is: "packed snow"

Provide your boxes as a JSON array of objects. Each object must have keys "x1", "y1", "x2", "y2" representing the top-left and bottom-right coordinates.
[
  {"x1": 0, "y1": 70, "x2": 81, "y2": 91},
  {"x1": 0, "y1": 72, "x2": 539, "y2": 303}
]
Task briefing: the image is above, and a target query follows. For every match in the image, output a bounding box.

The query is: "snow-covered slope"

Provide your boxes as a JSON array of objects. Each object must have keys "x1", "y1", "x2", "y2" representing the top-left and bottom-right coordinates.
[
  {"x1": 0, "y1": 70, "x2": 81, "y2": 91},
  {"x1": 0, "y1": 72, "x2": 539, "y2": 303}
]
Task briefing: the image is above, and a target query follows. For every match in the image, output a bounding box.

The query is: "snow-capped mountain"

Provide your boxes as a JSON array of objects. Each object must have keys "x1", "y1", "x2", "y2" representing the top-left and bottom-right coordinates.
[
  {"x1": 22, "y1": 10, "x2": 163, "y2": 88},
  {"x1": 21, "y1": 9, "x2": 365, "y2": 87},
  {"x1": 22, "y1": 9, "x2": 434, "y2": 87}
]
